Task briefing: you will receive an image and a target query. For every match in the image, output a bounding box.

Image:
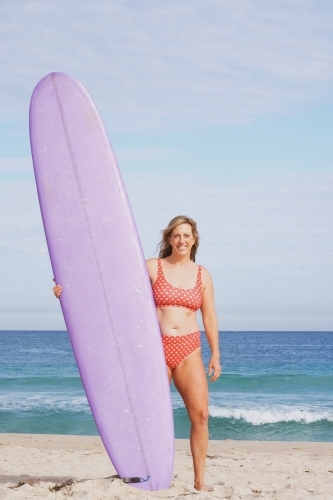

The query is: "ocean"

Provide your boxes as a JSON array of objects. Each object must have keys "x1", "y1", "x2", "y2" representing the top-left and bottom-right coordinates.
[{"x1": 0, "y1": 331, "x2": 332, "y2": 441}]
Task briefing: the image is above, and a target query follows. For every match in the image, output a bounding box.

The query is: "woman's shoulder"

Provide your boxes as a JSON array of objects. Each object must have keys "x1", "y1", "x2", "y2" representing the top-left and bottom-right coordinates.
[
  {"x1": 198, "y1": 264, "x2": 213, "y2": 284},
  {"x1": 146, "y1": 258, "x2": 159, "y2": 280},
  {"x1": 196, "y1": 262, "x2": 208, "y2": 271},
  {"x1": 146, "y1": 257, "x2": 158, "y2": 267},
  {"x1": 146, "y1": 257, "x2": 158, "y2": 276}
]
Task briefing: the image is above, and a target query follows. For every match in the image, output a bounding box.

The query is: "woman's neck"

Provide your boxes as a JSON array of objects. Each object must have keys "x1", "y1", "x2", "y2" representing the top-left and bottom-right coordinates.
[{"x1": 165, "y1": 253, "x2": 193, "y2": 266}]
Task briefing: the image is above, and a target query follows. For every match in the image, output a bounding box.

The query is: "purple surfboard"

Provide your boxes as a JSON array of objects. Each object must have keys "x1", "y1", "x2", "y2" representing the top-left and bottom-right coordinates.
[{"x1": 29, "y1": 72, "x2": 174, "y2": 491}]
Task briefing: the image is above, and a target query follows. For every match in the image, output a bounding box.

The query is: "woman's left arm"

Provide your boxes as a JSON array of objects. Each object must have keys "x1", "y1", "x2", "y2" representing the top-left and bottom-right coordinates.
[{"x1": 200, "y1": 267, "x2": 221, "y2": 382}]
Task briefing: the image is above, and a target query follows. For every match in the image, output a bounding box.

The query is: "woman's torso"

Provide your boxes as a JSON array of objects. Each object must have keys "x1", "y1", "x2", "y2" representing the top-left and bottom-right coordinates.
[{"x1": 150, "y1": 258, "x2": 202, "y2": 336}]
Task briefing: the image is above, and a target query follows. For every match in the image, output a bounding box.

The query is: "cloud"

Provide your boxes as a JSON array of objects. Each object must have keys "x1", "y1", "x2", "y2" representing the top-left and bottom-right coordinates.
[
  {"x1": 0, "y1": 158, "x2": 32, "y2": 171},
  {"x1": 124, "y1": 169, "x2": 333, "y2": 330},
  {"x1": 124, "y1": 171, "x2": 333, "y2": 264},
  {"x1": 1, "y1": 158, "x2": 332, "y2": 330},
  {"x1": 116, "y1": 148, "x2": 172, "y2": 163},
  {"x1": 1, "y1": 1, "x2": 333, "y2": 131},
  {"x1": 0, "y1": 169, "x2": 65, "y2": 329}
]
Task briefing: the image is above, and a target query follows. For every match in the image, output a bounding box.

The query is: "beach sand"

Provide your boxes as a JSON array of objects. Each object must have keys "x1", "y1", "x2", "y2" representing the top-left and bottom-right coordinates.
[{"x1": 0, "y1": 434, "x2": 332, "y2": 499}]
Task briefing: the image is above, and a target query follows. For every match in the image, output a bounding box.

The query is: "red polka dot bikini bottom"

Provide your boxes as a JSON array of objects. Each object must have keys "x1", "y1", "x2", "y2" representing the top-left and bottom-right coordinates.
[{"x1": 162, "y1": 331, "x2": 201, "y2": 370}]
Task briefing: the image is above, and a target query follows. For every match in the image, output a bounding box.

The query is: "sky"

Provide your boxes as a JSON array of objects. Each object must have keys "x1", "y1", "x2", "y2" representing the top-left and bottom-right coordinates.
[{"x1": 0, "y1": 0, "x2": 332, "y2": 330}]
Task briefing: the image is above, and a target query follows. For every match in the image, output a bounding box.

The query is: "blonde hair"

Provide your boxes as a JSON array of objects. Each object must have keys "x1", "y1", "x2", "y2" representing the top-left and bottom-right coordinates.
[{"x1": 158, "y1": 216, "x2": 199, "y2": 262}]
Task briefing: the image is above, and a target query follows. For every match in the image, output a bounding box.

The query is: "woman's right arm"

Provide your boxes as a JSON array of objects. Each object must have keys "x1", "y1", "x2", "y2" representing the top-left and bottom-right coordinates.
[
  {"x1": 53, "y1": 279, "x2": 62, "y2": 299},
  {"x1": 54, "y1": 259, "x2": 158, "y2": 298},
  {"x1": 146, "y1": 258, "x2": 158, "y2": 286}
]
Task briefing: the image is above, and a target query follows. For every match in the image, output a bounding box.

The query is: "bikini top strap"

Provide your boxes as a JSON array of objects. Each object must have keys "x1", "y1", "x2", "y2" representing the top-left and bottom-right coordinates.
[
  {"x1": 157, "y1": 258, "x2": 164, "y2": 280},
  {"x1": 196, "y1": 265, "x2": 202, "y2": 287}
]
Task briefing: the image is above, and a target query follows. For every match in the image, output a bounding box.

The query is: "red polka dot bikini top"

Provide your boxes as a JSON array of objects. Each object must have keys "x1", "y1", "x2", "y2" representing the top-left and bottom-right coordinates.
[{"x1": 152, "y1": 259, "x2": 203, "y2": 312}]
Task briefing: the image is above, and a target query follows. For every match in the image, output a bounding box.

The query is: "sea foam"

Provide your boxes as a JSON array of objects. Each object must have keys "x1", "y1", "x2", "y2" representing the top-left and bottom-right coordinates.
[
  {"x1": 208, "y1": 405, "x2": 333, "y2": 425},
  {"x1": 0, "y1": 393, "x2": 89, "y2": 413}
]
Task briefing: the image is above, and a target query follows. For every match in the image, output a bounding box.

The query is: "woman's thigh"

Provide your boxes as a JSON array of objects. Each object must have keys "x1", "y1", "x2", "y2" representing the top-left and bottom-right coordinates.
[
  {"x1": 172, "y1": 348, "x2": 209, "y2": 419},
  {"x1": 166, "y1": 365, "x2": 173, "y2": 383}
]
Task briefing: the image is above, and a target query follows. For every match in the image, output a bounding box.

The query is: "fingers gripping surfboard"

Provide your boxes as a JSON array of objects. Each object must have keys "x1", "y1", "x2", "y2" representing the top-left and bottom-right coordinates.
[{"x1": 29, "y1": 73, "x2": 174, "y2": 491}]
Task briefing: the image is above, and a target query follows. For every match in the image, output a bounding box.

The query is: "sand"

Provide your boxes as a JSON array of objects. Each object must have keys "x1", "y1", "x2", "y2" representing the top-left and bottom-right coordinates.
[{"x1": 0, "y1": 434, "x2": 332, "y2": 499}]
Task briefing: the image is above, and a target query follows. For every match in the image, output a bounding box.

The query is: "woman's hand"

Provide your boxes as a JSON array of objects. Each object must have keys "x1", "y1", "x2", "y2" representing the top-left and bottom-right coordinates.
[
  {"x1": 208, "y1": 354, "x2": 222, "y2": 382},
  {"x1": 52, "y1": 278, "x2": 62, "y2": 299}
]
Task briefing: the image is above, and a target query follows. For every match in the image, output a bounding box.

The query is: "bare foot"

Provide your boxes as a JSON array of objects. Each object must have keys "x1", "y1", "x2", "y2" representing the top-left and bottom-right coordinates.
[{"x1": 194, "y1": 483, "x2": 213, "y2": 492}]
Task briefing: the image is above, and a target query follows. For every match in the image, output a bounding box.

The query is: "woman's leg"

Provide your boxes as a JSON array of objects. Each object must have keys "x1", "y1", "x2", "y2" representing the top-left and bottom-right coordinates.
[{"x1": 172, "y1": 348, "x2": 209, "y2": 491}]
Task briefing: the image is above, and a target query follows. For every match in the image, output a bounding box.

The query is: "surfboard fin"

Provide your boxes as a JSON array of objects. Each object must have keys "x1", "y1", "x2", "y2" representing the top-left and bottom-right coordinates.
[{"x1": 122, "y1": 476, "x2": 150, "y2": 483}]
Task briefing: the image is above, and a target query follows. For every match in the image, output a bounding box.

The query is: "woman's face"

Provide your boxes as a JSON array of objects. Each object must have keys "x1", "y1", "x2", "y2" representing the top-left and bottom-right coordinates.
[{"x1": 169, "y1": 223, "x2": 195, "y2": 257}]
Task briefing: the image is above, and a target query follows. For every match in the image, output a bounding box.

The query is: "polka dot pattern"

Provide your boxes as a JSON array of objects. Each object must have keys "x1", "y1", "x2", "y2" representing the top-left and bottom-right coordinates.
[
  {"x1": 152, "y1": 259, "x2": 203, "y2": 312},
  {"x1": 162, "y1": 331, "x2": 201, "y2": 370}
]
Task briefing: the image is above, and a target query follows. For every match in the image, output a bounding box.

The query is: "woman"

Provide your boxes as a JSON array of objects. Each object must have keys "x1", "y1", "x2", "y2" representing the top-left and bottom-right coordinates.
[{"x1": 53, "y1": 215, "x2": 221, "y2": 491}]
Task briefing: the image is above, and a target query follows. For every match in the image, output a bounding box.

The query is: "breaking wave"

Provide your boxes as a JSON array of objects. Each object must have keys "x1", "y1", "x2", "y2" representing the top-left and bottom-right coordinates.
[{"x1": 209, "y1": 405, "x2": 333, "y2": 425}]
